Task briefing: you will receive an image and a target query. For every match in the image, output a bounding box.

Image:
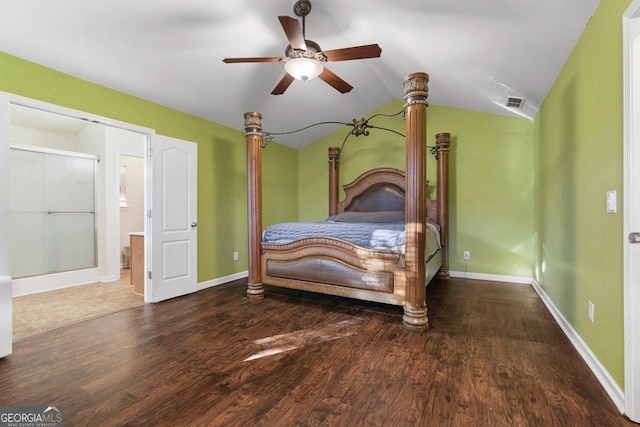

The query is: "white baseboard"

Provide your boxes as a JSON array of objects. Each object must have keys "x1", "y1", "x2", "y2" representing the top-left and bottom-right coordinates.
[
  {"x1": 12, "y1": 268, "x2": 100, "y2": 297},
  {"x1": 99, "y1": 275, "x2": 118, "y2": 283},
  {"x1": 449, "y1": 270, "x2": 533, "y2": 284},
  {"x1": 198, "y1": 270, "x2": 248, "y2": 291},
  {"x1": 531, "y1": 280, "x2": 625, "y2": 413}
]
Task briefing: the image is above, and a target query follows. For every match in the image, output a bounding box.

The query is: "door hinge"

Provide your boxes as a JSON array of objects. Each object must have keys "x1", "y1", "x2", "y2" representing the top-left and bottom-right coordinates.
[
  {"x1": 148, "y1": 209, "x2": 152, "y2": 218},
  {"x1": 629, "y1": 232, "x2": 640, "y2": 243},
  {"x1": 148, "y1": 271, "x2": 152, "y2": 279},
  {"x1": 148, "y1": 146, "x2": 152, "y2": 157}
]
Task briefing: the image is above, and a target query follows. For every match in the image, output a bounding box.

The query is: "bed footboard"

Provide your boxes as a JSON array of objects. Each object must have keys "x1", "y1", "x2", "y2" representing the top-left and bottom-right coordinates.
[{"x1": 262, "y1": 238, "x2": 407, "y2": 305}]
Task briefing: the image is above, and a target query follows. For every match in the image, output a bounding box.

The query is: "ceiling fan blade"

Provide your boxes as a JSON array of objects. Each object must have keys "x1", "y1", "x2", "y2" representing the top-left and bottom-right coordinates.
[
  {"x1": 318, "y1": 68, "x2": 353, "y2": 94},
  {"x1": 321, "y1": 44, "x2": 382, "y2": 62},
  {"x1": 223, "y1": 57, "x2": 283, "y2": 63},
  {"x1": 278, "y1": 16, "x2": 307, "y2": 51},
  {"x1": 271, "y1": 73, "x2": 296, "y2": 95}
]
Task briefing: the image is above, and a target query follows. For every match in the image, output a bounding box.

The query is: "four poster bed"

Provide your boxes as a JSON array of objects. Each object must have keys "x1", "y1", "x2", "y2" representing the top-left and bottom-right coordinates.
[{"x1": 244, "y1": 72, "x2": 450, "y2": 331}]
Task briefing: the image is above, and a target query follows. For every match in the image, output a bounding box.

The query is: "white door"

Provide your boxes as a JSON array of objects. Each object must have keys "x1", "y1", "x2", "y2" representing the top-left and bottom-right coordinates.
[
  {"x1": 148, "y1": 134, "x2": 197, "y2": 302},
  {"x1": 624, "y1": 1, "x2": 640, "y2": 422}
]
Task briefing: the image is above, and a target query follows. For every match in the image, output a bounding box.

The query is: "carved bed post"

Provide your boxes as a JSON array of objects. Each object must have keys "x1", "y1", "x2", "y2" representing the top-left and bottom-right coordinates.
[
  {"x1": 245, "y1": 112, "x2": 264, "y2": 299},
  {"x1": 436, "y1": 133, "x2": 451, "y2": 280},
  {"x1": 328, "y1": 147, "x2": 340, "y2": 216},
  {"x1": 403, "y1": 72, "x2": 429, "y2": 332}
]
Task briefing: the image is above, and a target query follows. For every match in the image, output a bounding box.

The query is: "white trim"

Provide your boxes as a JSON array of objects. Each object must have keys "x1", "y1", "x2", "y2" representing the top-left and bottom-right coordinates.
[
  {"x1": 532, "y1": 280, "x2": 625, "y2": 413},
  {"x1": 12, "y1": 268, "x2": 100, "y2": 297},
  {"x1": 623, "y1": 0, "x2": 640, "y2": 422},
  {"x1": 198, "y1": 271, "x2": 248, "y2": 291},
  {"x1": 0, "y1": 92, "x2": 154, "y2": 136},
  {"x1": 449, "y1": 270, "x2": 533, "y2": 285},
  {"x1": 98, "y1": 274, "x2": 118, "y2": 283},
  {"x1": 10, "y1": 143, "x2": 99, "y2": 160}
]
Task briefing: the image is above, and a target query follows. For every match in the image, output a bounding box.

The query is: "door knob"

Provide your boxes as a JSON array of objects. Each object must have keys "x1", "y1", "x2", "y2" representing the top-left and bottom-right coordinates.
[{"x1": 191, "y1": 222, "x2": 198, "y2": 228}]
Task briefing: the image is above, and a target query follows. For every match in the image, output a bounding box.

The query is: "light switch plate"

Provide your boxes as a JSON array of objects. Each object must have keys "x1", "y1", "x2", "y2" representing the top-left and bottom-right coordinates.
[{"x1": 607, "y1": 190, "x2": 617, "y2": 213}]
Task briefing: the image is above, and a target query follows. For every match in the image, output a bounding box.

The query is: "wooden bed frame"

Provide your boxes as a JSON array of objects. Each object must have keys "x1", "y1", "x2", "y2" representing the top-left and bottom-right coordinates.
[{"x1": 243, "y1": 72, "x2": 450, "y2": 331}]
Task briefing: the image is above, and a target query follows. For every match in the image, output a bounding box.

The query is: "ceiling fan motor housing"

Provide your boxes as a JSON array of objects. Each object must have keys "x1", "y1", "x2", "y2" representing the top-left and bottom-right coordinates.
[{"x1": 285, "y1": 39, "x2": 326, "y2": 62}]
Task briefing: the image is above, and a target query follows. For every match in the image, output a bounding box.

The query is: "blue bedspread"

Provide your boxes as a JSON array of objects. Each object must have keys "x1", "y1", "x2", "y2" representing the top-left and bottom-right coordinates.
[{"x1": 263, "y1": 221, "x2": 407, "y2": 252}]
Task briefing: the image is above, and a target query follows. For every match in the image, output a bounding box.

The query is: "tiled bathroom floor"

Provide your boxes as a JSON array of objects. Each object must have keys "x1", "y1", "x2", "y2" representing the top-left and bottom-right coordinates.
[{"x1": 12, "y1": 269, "x2": 144, "y2": 340}]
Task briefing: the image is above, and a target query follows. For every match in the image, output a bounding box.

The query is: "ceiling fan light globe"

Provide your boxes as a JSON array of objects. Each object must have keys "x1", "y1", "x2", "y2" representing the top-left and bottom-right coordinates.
[{"x1": 285, "y1": 58, "x2": 323, "y2": 81}]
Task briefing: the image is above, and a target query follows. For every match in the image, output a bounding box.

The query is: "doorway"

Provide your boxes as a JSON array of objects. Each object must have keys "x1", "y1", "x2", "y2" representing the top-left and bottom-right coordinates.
[
  {"x1": 0, "y1": 92, "x2": 199, "y2": 347},
  {"x1": 6, "y1": 103, "x2": 148, "y2": 339},
  {"x1": 8, "y1": 105, "x2": 147, "y2": 291}
]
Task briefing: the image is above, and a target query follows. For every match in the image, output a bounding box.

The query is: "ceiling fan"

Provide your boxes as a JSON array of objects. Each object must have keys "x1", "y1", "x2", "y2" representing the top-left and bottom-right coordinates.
[{"x1": 223, "y1": 0, "x2": 382, "y2": 95}]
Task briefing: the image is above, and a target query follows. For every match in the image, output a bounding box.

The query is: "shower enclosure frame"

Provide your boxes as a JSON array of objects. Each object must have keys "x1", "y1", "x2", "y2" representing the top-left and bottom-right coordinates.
[{"x1": 9, "y1": 143, "x2": 99, "y2": 280}]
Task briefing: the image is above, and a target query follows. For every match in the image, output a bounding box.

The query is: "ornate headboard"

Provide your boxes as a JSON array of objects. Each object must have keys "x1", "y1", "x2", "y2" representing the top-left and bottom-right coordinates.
[{"x1": 336, "y1": 167, "x2": 437, "y2": 223}]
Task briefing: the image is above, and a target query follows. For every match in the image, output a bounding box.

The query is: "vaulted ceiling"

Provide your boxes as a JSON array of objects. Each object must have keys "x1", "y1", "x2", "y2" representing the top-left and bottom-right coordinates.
[{"x1": 0, "y1": 0, "x2": 600, "y2": 148}]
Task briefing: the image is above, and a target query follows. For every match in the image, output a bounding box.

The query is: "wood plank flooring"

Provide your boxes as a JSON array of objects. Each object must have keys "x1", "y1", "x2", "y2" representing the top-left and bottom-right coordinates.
[{"x1": 0, "y1": 278, "x2": 634, "y2": 426}]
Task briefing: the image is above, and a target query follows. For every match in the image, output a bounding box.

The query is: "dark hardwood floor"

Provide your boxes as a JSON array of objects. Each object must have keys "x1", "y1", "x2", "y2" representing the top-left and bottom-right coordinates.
[{"x1": 0, "y1": 277, "x2": 634, "y2": 426}]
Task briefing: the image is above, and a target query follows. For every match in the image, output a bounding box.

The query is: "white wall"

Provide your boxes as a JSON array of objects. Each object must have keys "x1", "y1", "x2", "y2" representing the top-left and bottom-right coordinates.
[{"x1": 10, "y1": 124, "x2": 77, "y2": 151}]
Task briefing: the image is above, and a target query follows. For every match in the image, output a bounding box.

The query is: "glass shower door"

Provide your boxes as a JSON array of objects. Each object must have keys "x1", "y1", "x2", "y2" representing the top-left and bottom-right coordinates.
[{"x1": 9, "y1": 146, "x2": 97, "y2": 278}]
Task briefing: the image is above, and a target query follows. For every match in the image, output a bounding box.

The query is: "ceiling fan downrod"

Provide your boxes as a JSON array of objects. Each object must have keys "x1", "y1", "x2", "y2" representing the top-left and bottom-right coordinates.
[{"x1": 293, "y1": 0, "x2": 312, "y2": 39}]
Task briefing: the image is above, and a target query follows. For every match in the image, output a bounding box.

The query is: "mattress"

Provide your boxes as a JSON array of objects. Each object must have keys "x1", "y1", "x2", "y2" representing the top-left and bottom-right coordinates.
[{"x1": 263, "y1": 219, "x2": 440, "y2": 257}]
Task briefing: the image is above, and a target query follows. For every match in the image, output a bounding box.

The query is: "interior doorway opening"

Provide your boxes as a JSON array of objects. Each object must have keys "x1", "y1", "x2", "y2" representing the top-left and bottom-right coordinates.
[{"x1": 5, "y1": 102, "x2": 151, "y2": 339}]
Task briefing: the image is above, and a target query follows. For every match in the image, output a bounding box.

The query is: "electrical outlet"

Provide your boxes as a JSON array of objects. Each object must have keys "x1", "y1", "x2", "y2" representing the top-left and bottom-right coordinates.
[
  {"x1": 233, "y1": 251, "x2": 239, "y2": 261},
  {"x1": 588, "y1": 301, "x2": 595, "y2": 322},
  {"x1": 463, "y1": 251, "x2": 471, "y2": 260}
]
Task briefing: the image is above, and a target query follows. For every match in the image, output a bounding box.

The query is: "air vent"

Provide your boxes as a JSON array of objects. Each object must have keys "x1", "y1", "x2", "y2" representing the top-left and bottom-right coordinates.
[{"x1": 506, "y1": 96, "x2": 525, "y2": 109}]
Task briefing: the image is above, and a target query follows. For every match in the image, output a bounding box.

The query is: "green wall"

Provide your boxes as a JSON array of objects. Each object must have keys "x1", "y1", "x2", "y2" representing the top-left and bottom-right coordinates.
[
  {"x1": 534, "y1": 0, "x2": 629, "y2": 387},
  {"x1": 298, "y1": 101, "x2": 535, "y2": 277},
  {"x1": 263, "y1": 140, "x2": 299, "y2": 227},
  {"x1": 1, "y1": 0, "x2": 628, "y2": 390},
  {"x1": 0, "y1": 51, "x2": 298, "y2": 282}
]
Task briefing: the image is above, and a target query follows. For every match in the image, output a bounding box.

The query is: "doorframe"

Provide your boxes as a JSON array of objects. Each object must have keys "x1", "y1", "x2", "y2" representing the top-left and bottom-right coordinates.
[
  {"x1": 623, "y1": 0, "x2": 640, "y2": 422},
  {"x1": 0, "y1": 92, "x2": 156, "y2": 302}
]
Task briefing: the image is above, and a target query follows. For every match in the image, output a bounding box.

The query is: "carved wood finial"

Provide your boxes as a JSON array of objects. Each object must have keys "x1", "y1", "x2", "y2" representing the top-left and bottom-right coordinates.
[
  {"x1": 244, "y1": 112, "x2": 262, "y2": 134},
  {"x1": 435, "y1": 132, "x2": 450, "y2": 152},
  {"x1": 403, "y1": 72, "x2": 429, "y2": 106},
  {"x1": 328, "y1": 146, "x2": 340, "y2": 162}
]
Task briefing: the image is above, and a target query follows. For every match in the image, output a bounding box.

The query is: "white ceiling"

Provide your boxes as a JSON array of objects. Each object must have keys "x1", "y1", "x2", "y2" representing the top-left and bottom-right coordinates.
[{"x1": 0, "y1": 0, "x2": 600, "y2": 148}]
